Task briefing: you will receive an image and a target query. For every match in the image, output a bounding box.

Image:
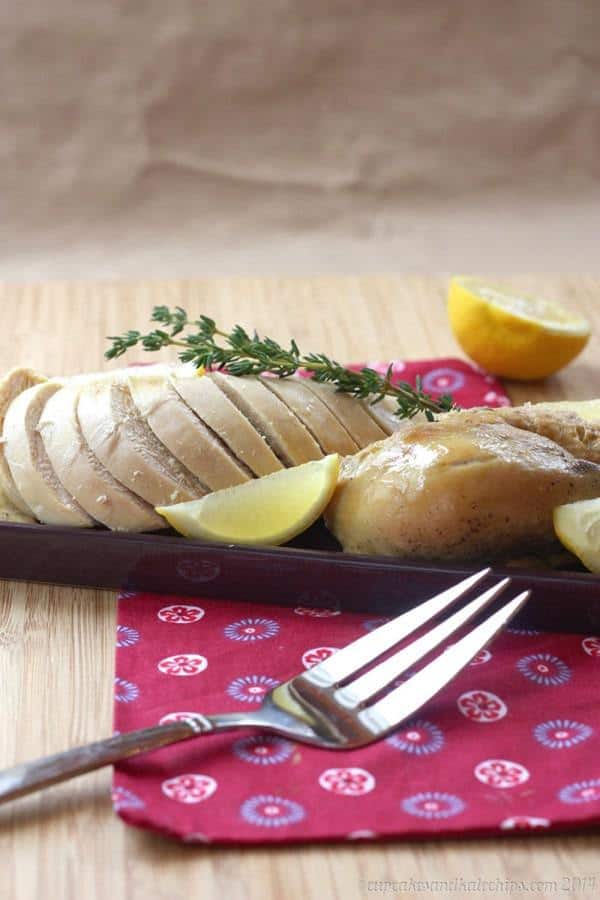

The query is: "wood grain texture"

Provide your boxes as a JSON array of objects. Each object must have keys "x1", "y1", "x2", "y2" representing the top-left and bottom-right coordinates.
[{"x1": 1, "y1": 277, "x2": 599, "y2": 900}]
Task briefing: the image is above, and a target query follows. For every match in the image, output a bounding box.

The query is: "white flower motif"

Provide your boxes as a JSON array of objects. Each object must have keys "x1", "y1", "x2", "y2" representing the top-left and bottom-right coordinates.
[
  {"x1": 558, "y1": 779, "x2": 600, "y2": 805},
  {"x1": 402, "y1": 791, "x2": 465, "y2": 819},
  {"x1": 469, "y1": 649, "x2": 492, "y2": 666},
  {"x1": 157, "y1": 653, "x2": 208, "y2": 676},
  {"x1": 500, "y1": 816, "x2": 550, "y2": 831},
  {"x1": 162, "y1": 773, "x2": 217, "y2": 804},
  {"x1": 224, "y1": 617, "x2": 279, "y2": 642},
  {"x1": 533, "y1": 719, "x2": 593, "y2": 749},
  {"x1": 232, "y1": 735, "x2": 294, "y2": 765},
  {"x1": 159, "y1": 711, "x2": 203, "y2": 726},
  {"x1": 421, "y1": 368, "x2": 466, "y2": 394},
  {"x1": 582, "y1": 636, "x2": 600, "y2": 658},
  {"x1": 226, "y1": 674, "x2": 280, "y2": 703},
  {"x1": 387, "y1": 719, "x2": 445, "y2": 755},
  {"x1": 114, "y1": 677, "x2": 139, "y2": 703},
  {"x1": 112, "y1": 786, "x2": 145, "y2": 811},
  {"x1": 516, "y1": 653, "x2": 571, "y2": 686},
  {"x1": 361, "y1": 360, "x2": 406, "y2": 377},
  {"x1": 457, "y1": 690, "x2": 507, "y2": 723},
  {"x1": 483, "y1": 390, "x2": 511, "y2": 407},
  {"x1": 157, "y1": 604, "x2": 204, "y2": 624},
  {"x1": 301, "y1": 647, "x2": 339, "y2": 669},
  {"x1": 116, "y1": 625, "x2": 140, "y2": 647},
  {"x1": 319, "y1": 767, "x2": 376, "y2": 796},
  {"x1": 474, "y1": 759, "x2": 530, "y2": 788},
  {"x1": 240, "y1": 794, "x2": 305, "y2": 827}
]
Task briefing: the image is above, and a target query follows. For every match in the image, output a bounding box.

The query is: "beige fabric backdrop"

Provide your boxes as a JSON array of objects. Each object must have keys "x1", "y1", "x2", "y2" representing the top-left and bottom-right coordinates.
[{"x1": 2, "y1": 1, "x2": 600, "y2": 277}]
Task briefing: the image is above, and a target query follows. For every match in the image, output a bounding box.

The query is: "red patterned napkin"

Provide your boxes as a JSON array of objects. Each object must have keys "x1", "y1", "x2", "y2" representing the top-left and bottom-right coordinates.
[
  {"x1": 113, "y1": 599, "x2": 600, "y2": 843},
  {"x1": 112, "y1": 359, "x2": 596, "y2": 842},
  {"x1": 342, "y1": 356, "x2": 510, "y2": 410}
]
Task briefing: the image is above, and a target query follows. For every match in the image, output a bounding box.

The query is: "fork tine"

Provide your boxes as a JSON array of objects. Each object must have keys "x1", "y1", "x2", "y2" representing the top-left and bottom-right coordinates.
[
  {"x1": 334, "y1": 577, "x2": 510, "y2": 709},
  {"x1": 357, "y1": 591, "x2": 531, "y2": 736},
  {"x1": 304, "y1": 568, "x2": 492, "y2": 687}
]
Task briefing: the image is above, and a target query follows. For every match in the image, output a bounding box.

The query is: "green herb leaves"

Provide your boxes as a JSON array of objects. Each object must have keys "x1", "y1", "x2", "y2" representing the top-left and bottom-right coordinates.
[{"x1": 106, "y1": 307, "x2": 456, "y2": 420}]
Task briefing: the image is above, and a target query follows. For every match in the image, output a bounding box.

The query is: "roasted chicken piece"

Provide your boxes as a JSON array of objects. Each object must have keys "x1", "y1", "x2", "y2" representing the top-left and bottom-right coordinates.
[{"x1": 325, "y1": 406, "x2": 600, "y2": 561}]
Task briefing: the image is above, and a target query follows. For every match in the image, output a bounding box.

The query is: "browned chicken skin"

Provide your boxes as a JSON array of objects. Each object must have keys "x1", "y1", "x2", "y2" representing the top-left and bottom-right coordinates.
[{"x1": 325, "y1": 407, "x2": 600, "y2": 561}]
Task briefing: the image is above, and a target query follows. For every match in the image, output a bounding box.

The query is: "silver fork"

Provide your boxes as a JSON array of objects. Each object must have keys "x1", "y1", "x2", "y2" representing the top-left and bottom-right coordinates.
[{"x1": 0, "y1": 569, "x2": 529, "y2": 804}]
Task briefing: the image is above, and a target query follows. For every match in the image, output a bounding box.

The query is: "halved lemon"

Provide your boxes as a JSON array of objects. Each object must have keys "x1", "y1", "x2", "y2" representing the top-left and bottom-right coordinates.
[
  {"x1": 553, "y1": 497, "x2": 600, "y2": 573},
  {"x1": 156, "y1": 454, "x2": 340, "y2": 545},
  {"x1": 448, "y1": 277, "x2": 591, "y2": 380}
]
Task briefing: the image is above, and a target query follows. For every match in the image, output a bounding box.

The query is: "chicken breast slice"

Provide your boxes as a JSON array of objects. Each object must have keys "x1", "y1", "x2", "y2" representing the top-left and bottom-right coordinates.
[
  {"x1": 171, "y1": 371, "x2": 283, "y2": 477},
  {"x1": 78, "y1": 376, "x2": 208, "y2": 507},
  {"x1": 0, "y1": 366, "x2": 48, "y2": 516},
  {"x1": 259, "y1": 375, "x2": 359, "y2": 455},
  {"x1": 39, "y1": 381, "x2": 164, "y2": 531},
  {"x1": 0, "y1": 484, "x2": 36, "y2": 523},
  {"x1": 3, "y1": 381, "x2": 94, "y2": 526},
  {"x1": 326, "y1": 412, "x2": 600, "y2": 561},
  {"x1": 128, "y1": 371, "x2": 251, "y2": 491},
  {"x1": 301, "y1": 380, "x2": 387, "y2": 447},
  {"x1": 210, "y1": 372, "x2": 322, "y2": 466}
]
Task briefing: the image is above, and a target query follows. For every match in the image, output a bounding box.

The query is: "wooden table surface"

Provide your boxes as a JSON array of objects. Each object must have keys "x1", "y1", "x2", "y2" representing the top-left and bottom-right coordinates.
[{"x1": 1, "y1": 277, "x2": 599, "y2": 900}]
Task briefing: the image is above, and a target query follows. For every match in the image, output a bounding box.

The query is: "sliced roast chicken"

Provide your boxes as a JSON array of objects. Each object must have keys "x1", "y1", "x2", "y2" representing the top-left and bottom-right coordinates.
[
  {"x1": 3, "y1": 361, "x2": 600, "y2": 564},
  {"x1": 0, "y1": 365, "x2": 401, "y2": 531}
]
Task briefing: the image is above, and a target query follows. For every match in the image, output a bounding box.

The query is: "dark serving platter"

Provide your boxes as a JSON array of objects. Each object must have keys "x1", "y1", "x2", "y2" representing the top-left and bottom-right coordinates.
[{"x1": 1, "y1": 519, "x2": 600, "y2": 634}]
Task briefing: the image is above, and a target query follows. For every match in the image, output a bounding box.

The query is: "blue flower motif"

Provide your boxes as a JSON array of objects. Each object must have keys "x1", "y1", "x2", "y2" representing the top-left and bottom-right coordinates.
[
  {"x1": 421, "y1": 368, "x2": 466, "y2": 394},
  {"x1": 118, "y1": 591, "x2": 140, "y2": 600},
  {"x1": 506, "y1": 627, "x2": 541, "y2": 636},
  {"x1": 387, "y1": 720, "x2": 445, "y2": 755},
  {"x1": 112, "y1": 786, "x2": 145, "y2": 811},
  {"x1": 116, "y1": 625, "x2": 140, "y2": 648},
  {"x1": 533, "y1": 719, "x2": 593, "y2": 749},
  {"x1": 558, "y1": 779, "x2": 600, "y2": 804},
  {"x1": 224, "y1": 617, "x2": 280, "y2": 642},
  {"x1": 402, "y1": 791, "x2": 465, "y2": 819},
  {"x1": 516, "y1": 653, "x2": 571, "y2": 686},
  {"x1": 114, "y1": 677, "x2": 139, "y2": 702},
  {"x1": 232, "y1": 735, "x2": 294, "y2": 765},
  {"x1": 226, "y1": 674, "x2": 280, "y2": 703},
  {"x1": 240, "y1": 794, "x2": 305, "y2": 827},
  {"x1": 362, "y1": 617, "x2": 389, "y2": 632}
]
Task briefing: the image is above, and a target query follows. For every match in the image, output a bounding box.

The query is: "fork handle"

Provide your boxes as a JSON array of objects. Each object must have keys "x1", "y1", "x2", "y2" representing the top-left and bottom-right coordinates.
[{"x1": 0, "y1": 716, "x2": 217, "y2": 804}]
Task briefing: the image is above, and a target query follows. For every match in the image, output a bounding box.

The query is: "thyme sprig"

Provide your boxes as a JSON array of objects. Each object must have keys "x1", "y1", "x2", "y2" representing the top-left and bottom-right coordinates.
[{"x1": 106, "y1": 306, "x2": 456, "y2": 420}]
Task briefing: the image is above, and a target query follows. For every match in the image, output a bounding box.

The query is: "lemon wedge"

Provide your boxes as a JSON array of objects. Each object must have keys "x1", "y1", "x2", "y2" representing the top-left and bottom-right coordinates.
[
  {"x1": 553, "y1": 497, "x2": 600, "y2": 573},
  {"x1": 448, "y1": 277, "x2": 591, "y2": 380},
  {"x1": 156, "y1": 454, "x2": 340, "y2": 545}
]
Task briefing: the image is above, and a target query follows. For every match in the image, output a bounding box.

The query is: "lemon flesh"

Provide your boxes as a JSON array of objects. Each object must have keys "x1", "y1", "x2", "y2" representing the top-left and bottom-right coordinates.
[
  {"x1": 156, "y1": 454, "x2": 340, "y2": 545},
  {"x1": 554, "y1": 497, "x2": 600, "y2": 573},
  {"x1": 448, "y1": 277, "x2": 590, "y2": 380}
]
